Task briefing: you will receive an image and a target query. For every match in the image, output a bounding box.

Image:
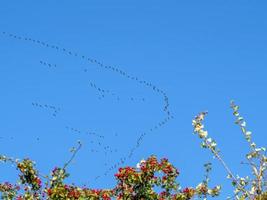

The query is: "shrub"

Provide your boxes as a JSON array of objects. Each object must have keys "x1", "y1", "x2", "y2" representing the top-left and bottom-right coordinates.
[{"x1": 192, "y1": 101, "x2": 267, "y2": 200}]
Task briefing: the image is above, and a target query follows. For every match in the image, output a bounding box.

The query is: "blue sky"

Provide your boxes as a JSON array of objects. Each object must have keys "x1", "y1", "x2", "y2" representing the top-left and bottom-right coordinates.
[{"x1": 0, "y1": 1, "x2": 266, "y2": 199}]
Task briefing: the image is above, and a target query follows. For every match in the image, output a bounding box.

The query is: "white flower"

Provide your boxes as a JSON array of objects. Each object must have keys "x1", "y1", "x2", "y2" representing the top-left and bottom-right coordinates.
[
  {"x1": 250, "y1": 142, "x2": 256, "y2": 148},
  {"x1": 136, "y1": 163, "x2": 141, "y2": 169},
  {"x1": 198, "y1": 130, "x2": 208, "y2": 138},
  {"x1": 207, "y1": 138, "x2": 212, "y2": 143},
  {"x1": 210, "y1": 141, "x2": 217, "y2": 148},
  {"x1": 240, "y1": 121, "x2": 246, "y2": 127},
  {"x1": 136, "y1": 159, "x2": 146, "y2": 169},
  {"x1": 245, "y1": 131, "x2": 252, "y2": 136}
]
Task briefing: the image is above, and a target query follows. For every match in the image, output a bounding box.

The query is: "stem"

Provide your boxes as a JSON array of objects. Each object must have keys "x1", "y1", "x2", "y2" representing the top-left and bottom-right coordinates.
[
  {"x1": 63, "y1": 141, "x2": 82, "y2": 170},
  {"x1": 206, "y1": 142, "x2": 237, "y2": 184},
  {"x1": 205, "y1": 141, "x2": 253, "y2": 200}
]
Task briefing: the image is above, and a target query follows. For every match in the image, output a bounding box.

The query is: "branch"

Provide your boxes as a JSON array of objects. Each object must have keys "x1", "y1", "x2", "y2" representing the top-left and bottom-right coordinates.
[{"x1": 63, "y1": 140, "x2": 82, "y2": 170}]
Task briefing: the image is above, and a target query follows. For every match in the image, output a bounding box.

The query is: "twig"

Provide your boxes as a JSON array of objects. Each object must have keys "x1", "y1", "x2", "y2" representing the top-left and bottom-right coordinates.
[{"x1": 63, "y1": 141, "x2": 82, "y2": 170}]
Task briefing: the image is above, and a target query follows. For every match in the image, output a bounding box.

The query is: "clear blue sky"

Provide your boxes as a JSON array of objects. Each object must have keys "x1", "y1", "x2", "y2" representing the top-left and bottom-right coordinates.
[{"x1": 0, "y1": 1, "x2": 266, "y2": 199}]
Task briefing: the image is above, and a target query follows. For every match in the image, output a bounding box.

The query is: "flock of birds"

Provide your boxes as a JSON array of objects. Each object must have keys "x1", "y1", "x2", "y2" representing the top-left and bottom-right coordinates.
[
  {"x1": 65, "y1": 126, "x2": 117, "y2": 157},
  {"x1": 89, "y1": 81, "x2": 146, "y2": 101},
  {"x1": 39, "y1": 60, "x2": 57, "y2": 68},
  {"x1": 31, "y1": 102, "x2": 60, "y2": 117},
  {"x1": 1, "y1": 31, "x2": 174, "y2": 182}
]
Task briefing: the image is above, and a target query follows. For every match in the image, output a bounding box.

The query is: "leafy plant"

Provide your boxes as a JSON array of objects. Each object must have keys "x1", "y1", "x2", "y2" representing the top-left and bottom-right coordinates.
[
  {"x1": 192, "y1": 101, "x2": 267, "y2": 200},
  {"x1": 0, "y1": 145, "x2": 219, "y2": 199}
]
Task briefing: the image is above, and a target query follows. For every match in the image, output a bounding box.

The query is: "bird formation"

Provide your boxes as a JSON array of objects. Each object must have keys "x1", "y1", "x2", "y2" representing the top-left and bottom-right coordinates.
[
  {"x1": 39, "y1": 60, "x2": 57, "y2": 68},
  {"x1": 89, "y1": 81, "x2": 145, "y2": 102},
  {"x1": 89, "y1": 81, "x2": 111, "y2": 100},
  {"x1": 2, "y1": 31, "x2": 174, "y2": 181},
  {"x1": 31, "y1": 102, "x2": 60, "y2": 117},
  {"x1": 65, "y1": 126, "x2": 104, "y2": 139},
  {"x1": 100, "y1": 114, "x2": 172, "y2": 179},
  {"x1": 65, "y1": 126, "x2": 118, "y2": 166}
]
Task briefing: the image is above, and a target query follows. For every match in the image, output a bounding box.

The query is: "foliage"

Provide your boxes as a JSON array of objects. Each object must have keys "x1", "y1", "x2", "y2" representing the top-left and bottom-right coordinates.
[
  {"x1": 192, "y1": 101, "x2": 267, "y2": 200},
  {"x1": 0, "y1": 152, "x2": 220, "y2": 199}
]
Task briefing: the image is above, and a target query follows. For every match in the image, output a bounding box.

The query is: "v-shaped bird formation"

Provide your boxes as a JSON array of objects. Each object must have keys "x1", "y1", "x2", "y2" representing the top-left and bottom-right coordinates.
[{"x1": 1, "y1": 31, "x2": 174, "y2": 182}]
